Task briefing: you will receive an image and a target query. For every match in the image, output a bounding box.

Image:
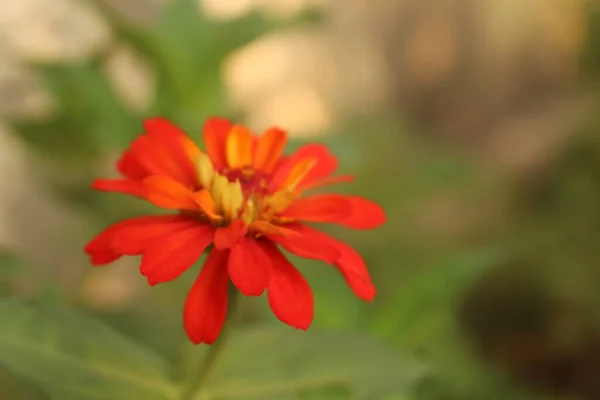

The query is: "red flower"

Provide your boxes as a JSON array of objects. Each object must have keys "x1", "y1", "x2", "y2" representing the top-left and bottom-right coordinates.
[{"x1": 85, "y1": 117, "x2": 386, "y2": 344}]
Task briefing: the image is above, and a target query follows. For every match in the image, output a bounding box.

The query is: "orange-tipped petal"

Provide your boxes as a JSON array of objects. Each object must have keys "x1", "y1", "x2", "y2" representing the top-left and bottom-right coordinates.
[
  {"x1": 260, "y1": 241, "x2": 314, "y2": 330},
  {"x1": 141, "y1": 225, "x2": 213, "y2": 285},
  {"x1": 279, "y1": 194, "x2": 354, "y2": 223},
  {"x1": 192, "y1": 190, "x2": 222, "y2": 220},
  {"x1": 279, "y1": 158, "x2": 317, "y2": 191},
  {"x1": 250, "y1": 221, "x2": 301, "y2": 237},
  {"x1": 213, "y1": 220, "x2": 248, "y2": 250},
  {"x1": 184, "y1": 249, "x2": 230, "y2": 345},
  {"x1": 228, "y1": 237, "x2": 271, "y2": 296},
  {"x1": 203, "y1": 117, "x2": 232, "y2": 170},
  {"x1": 299, "y1": 174, "x2": 355, "y2": 192},
  {"x1": 92, "y1": 179, "x2": 146, "y2": 198},
  {"x1": 226, "y1": 125, "x2": 253, "y2": 169},
  {"x1": 337, "y1": 196, "x2": 386, "y2": 230},
  {"x1": 144, "y1": 175, "x2": 198, "y2": 210},
  {"x1": 253, "y1": 127, "x2": 287, "y2": 173},
  {"x1": 266, "y1": 190, "x2": 299, "y2": 214},
  {"x1": 270, "y1": 144, "x2": 338, "y2": 192},
  {"x1": 181, "y1": 136, "x2": 201, "y2": 163}
]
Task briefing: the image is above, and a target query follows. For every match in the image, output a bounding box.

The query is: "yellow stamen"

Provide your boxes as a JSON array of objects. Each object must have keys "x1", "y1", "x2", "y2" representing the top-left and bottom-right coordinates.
[
  {"x1": 280, "y1": 158, "x2": 317, "y2": 191},
  {"x1": 196, "y1": 152, "x2": 215, "y2": 188},
  {"x1": 226, "y1": 125, "x2": 253, "y2": 169},
  {"x1": 241, "y1": 198, "x2": 255, "y2": 225},
  {"x1": 221, "y1": 180, "x2": 244, "y2": 220},
  {"x1": 210, "y1": 175, "x2": 229, "y2": 213},
  {"x1": 266, "y1": 190, "x2": 298, "y2": 214}
]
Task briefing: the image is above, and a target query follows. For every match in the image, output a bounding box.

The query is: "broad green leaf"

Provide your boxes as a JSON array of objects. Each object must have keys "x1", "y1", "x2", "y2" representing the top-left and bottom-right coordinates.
[
  {"x1": 0, "y1": 299, "x2": 176, "y2": 400},
  {"x1": 298, "y1": 385, "x2": 350, "y2": 399},
  {"x1": 370, "y1": 247, "x2": 505, "y2": 348},
  {"x1": 190, "y1": 326, "x2": 427, "y2": 400}
]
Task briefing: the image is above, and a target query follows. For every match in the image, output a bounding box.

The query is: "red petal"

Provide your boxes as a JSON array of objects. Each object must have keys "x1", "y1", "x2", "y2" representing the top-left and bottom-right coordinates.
[
  {"x1": 260, "y1": 242, "x2": 314, "y2": 330},
  {"x1": 213, "y1": 220, "x2": 248, "y2": 250},
  {"x1": 117, "y1": 150, "x2": 148, "y2": 180},
  {"x1": 85, "y1": 216, "x2": 181, "y2": 265},
  {"x1": 111, "y1": 215, "x2": 197, "y2": 255},
  {"x1": 203, "y1": 117, "x2": 232, "y2": 170},
  {"x1": 143, "y1": 117, "x2": 198, "y2": 186},
  {"x1": 228, "y1": 237, "x2": 271, "y2": 296},
  {"x1": 280, "y1": 194, "x2": 354, "y2": 223},
  {"x1": 267, "y1": 228, "x2": 340, "y2": 264},
  {"x1": 144, "y1": 175, "x2": 198, "y2": 210},
  {"x1": 280, "y1": 224, "x2": 376, "y2": 301},
  {"x1": 140, "y1": 225, "x2": 213, "y2": 285},
  {"x1": 184, "y1": 249, "x2": 230, "y2": 344},
  {"x1": 337, "y1": 196, "x2": 386, "y2": 229},
  {"x1": 85, "y1": 222, "x2": 122, "y2": 265},
  {"x1": 270, "y1": 144, "x2": 338, "y2": 192},
  {"x1": 92, "y1": 179, "x2": 146, "y2": 198}
]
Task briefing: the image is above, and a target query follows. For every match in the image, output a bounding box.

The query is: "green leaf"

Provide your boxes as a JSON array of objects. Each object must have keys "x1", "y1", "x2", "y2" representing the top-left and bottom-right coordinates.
[
  {"x1": 191, "y1": 326, "x2": 427, "y2": 400},
  {"x1": 370, "y1": 247, "x2": 505, "y2": 348},
  {"x1": 0, "y1": 299, "x2": 176, "y2": 400},
  {"x1": 298, "y1": 385, "x2": 350, "y2": 399}
]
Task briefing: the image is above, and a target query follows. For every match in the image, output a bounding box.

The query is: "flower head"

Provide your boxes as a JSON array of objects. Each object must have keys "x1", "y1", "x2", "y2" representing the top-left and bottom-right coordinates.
[{"x1": 85, "y1": 117, "x2": 386, "y2": 344}]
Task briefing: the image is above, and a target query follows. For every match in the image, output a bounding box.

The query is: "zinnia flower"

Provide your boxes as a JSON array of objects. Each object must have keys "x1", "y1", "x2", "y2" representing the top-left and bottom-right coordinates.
[{"x1": 85, "y1": 117, "x2": 385, "y2": 344}]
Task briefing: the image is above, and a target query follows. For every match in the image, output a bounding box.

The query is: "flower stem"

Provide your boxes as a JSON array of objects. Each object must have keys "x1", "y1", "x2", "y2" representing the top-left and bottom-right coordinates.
[{"x1": 180, "y1": 284, "x2": 241, "y2": 400}]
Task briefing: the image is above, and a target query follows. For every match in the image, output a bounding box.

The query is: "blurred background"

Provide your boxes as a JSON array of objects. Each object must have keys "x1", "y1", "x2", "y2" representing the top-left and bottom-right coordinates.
[{"x1": 1, "y1": 0, "x2": 600, "y2": 399}]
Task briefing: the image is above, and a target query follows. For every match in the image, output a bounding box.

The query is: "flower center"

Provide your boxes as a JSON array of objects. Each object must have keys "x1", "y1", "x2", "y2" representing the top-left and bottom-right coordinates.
[
  {"x1": 220, "y1": 167, "x2": 269, "y2": 197},
  {"x1": 194, "y1": 152, "x2": 298, "y2": 231}
]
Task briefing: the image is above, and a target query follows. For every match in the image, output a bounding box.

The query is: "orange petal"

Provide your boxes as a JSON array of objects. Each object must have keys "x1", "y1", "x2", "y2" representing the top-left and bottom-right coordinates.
[
  {"x1": 299, "y1": 174, "x2": 355, "y2": 192},
  {"x1": 191, "y1": 190, "x2": 222, "y2": 220},
  {"x1": 226, "y1": 125, "x2": 253, "y2": 169},
  {"x1": 144, "y1": 175, "x2": 198, "y2": 210},
  {"x1": 181, "y1": 136, "x2": 201, "y2": 164},
  {"x1": 266, "y1": 190, "x2": 299, "y2": 214},
  {"x1": 280, "y1": 194, "x2": 354, "y2": 223},
  {"x1": 279, "y1": 158, "x2": 317, "y2": 191},
  {"x1": 253, "y1": 127, "x2": 287, "y2": 173},
  {"x1": 270, "y1": 144, "x2": 338, "y2": 192},
  {"x1": 203, "y1": 117, "x2": 232, "y2": 170},
  {"x1": 250, "y1": 220, "x2": 301, "y2": 237}
]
